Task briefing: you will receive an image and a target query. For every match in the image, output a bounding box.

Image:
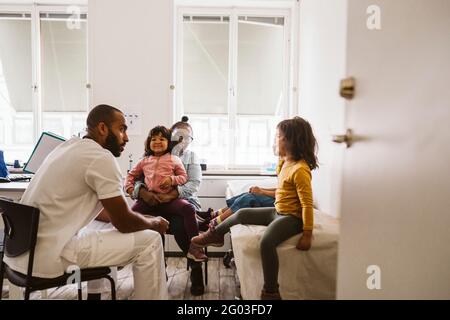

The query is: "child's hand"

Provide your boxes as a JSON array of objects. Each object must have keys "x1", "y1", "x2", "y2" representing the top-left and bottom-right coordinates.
[
  {"x1": 140, "y1": 190, "x2": 160, "y2": 206},
  {"x1": 296, "y1": 230, "x2": 312, "y2": 251},
  {"x1": 249, "y1": 186, "x2": 262, "y2": 195},
  {"x1": 160, "y1": 176, "x2": 172, "y2": 190}
]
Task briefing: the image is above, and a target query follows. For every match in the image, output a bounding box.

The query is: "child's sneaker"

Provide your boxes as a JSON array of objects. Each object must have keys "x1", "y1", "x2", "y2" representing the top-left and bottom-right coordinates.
[
  {"x1": 191, "y1": 228, "x2": 225, "y2": 247},
  {"x1": 210, "y1": 209, "x2": 223, "y2": 219},
  {"x1": 187, "y1": 244, "x2": 208, "y2": 262},
  {"x1": 209, "y1": 217, "x2": 220, "y2": 229},
  {"x1": 210, "y1": 211, "x2": 219, "y2": 219},
  {"x1": 196, "y1": 208, "x2": 213, "y2": 221},
  {"x1": 198, "y1": 219, "x2": 210, "y2": 232}
]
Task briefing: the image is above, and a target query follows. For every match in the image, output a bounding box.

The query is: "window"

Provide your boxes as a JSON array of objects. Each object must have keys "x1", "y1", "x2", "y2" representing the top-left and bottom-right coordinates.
[
  {"x1": 0, "y1": 5, "x2": 88, "y2": 163},
  {"x1": 176, "y1": 7, "x2": 294, "y2": 169},
  {"x1": 0, "y1": 12, "x2": 33, "y2": 163},
  {"x1": 40, "y1": 11, "x2": 88, "y2": 138}
]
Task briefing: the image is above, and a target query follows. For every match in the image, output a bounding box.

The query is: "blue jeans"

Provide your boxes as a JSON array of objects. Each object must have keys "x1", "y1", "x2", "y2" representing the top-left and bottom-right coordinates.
[{"x1": 226, "y1": 192, "x2": 275, "y2": 213}]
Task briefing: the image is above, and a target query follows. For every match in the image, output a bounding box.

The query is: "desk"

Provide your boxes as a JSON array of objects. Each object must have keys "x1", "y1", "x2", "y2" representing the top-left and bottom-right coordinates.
[
  {"x1": 0, "y1": 182, "x2": 28, "y2": 231},
  {"x1": 0, "y1": 182, "x2": 29, "y2": 202}
]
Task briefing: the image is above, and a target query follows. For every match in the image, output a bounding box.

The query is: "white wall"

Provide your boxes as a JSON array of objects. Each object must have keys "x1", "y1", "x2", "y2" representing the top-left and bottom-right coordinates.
[
  {"x1": 88, "y1": 0, "x2": 296, "y2": 173},
  {"x1": 88, "y1": 0, "x2": 173, "y2": 172},
  {"x1": 298, "y1": 0, "x2": 348, "y2": 217}
]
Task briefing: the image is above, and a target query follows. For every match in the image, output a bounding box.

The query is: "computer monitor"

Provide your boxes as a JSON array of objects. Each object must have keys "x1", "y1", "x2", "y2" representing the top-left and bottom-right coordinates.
[{"x1": 23, "y1": 132, "x2": 66, "y2": 174}]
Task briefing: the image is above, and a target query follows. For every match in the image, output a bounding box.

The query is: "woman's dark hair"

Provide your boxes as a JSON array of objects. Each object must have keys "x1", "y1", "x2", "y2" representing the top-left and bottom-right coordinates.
[
  {"x1": 277, "y1": 117, "x2": 319, "y2": 170},
  {"x1": 171, "y1": 115, "x2": 192, "y2": 132},
  {"x1": 144, "y1": 126, "x2": 172, "y2": 156}
]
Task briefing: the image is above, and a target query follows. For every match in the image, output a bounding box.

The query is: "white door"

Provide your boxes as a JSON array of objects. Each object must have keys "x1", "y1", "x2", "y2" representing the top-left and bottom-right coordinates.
[{"x1": 337, "y1": 0, "x2": 450, "y2": 299}]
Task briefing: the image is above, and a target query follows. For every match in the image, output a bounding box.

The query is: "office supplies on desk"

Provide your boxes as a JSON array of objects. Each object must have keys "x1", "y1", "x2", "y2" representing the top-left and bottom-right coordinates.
[
  {"x1": 0, "y1": 177, "x2": 10, "y2": 183},
  {"x1": 8, "y1": 173, "x2": 33, "y2": 182},
  {"x1": 0, "y1": 150, "x2": 8, "y2": 178},
  {"x1": 13, "y1": 160, "x2": 21, "y2": 168}
]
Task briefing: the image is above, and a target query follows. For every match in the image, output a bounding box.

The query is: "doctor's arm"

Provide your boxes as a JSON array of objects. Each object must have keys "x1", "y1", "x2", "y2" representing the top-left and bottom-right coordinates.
[{"x1": 99, "y1": 196, "x2": 169, "y2": 234}]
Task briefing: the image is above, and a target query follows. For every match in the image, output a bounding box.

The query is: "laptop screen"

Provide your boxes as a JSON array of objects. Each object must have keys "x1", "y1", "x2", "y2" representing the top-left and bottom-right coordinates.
[{"x1": 23, "y1": 132, "x2": 66, "y2": 174}]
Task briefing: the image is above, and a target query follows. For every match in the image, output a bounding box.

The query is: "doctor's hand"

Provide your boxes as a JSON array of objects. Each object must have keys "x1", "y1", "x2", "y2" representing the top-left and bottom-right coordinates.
[
  {"x1": 296, "y1": 230, "x2": 312, "y2": 251},
  {"x1": 147, "y1": 216, "x2": 169, "y2": 235}
]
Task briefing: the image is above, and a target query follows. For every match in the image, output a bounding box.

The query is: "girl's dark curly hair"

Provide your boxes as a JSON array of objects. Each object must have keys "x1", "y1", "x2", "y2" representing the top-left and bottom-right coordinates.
[
  {"x1": 277, "y1": 117, "x2": 319, "y2": 170},
  {"x1": 144, "y1": 126, "x2": 172, "y2": 156}
]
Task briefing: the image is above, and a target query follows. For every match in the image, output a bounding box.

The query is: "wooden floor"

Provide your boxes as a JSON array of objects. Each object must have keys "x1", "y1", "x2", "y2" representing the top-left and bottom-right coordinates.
[{"x1": 1, "y1": 257, "x2": 240, "y2": 300}]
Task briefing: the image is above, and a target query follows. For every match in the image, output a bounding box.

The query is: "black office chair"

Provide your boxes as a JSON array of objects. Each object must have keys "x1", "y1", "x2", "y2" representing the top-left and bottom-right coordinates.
[{"x1": 0, "y1": 199, "x2": 116, "y2": 300}]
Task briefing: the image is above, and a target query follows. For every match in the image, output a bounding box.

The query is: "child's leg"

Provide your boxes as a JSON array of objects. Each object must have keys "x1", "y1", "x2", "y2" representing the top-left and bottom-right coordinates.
[
  {"x1": 211, "y1": 193, "x2": 266, "y2": 226},
  {"x1": 196, "y1": 207, "x2": 215, "y2": 221},
  {"x1": 228, "y1": 193, "x2": 259, "y2": 213},
  {"x1": 162, "y1": 199, "x2": 199, "y2": 240},
  {"x1": 191, "y1": 207, "x2": 278, "y2": 248},
  {"x1": 167, "y1": 214, "x2": 190, "y2": 254},
  {"x1": 131, "y1": 200, "x2": 166, "y2": 248},
  {"x1": 225, "y1": 194, "x2": 240, "y2": 208},
  {"x1": 209, "y1": 194, "x2": 239, "y2": 218},
  {"x1": 259, "y1": 214, "x2": 303, "y2": 293},
  {"x1": 131, "y1": 199, "x2": 156, "y2": 215},
  {"x1": 162, "y1": 199, "x2": 207, "y2": 262},
  {"x1": 214, "y1": 207, "x2": 278, "y2": 235},
  {"x1": 253, "y1": 194, "x2": 276, "y2": 208},
  {"x1": 210, "y1": 207, "x2": 228, "y2": 219},
  {"x1": 217, "y1": 208, "x2": 233, "y2": 222}
]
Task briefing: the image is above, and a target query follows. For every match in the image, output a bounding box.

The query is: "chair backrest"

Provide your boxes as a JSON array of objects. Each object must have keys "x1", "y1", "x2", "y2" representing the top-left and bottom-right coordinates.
[
  {"x1": 0, "y1": 229, "x2": 4, "y2": 252},
  {"x1": 0, "y1": 199, "x2": 40, "y2": 258}
]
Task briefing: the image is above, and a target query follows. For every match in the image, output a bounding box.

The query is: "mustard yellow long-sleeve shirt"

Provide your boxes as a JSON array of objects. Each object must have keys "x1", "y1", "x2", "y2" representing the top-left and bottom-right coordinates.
[{"x1": 275, "y1": 159, "x2": 314, "y2": 231}]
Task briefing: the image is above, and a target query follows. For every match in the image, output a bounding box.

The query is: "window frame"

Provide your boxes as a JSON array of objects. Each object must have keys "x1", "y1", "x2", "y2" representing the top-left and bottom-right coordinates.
[
  {"x1": 174, "y1": 3, "x2": 298, "y2": 170},
  {"x1": 0, "y1": 3, "x2": 88, "y2": 147}
]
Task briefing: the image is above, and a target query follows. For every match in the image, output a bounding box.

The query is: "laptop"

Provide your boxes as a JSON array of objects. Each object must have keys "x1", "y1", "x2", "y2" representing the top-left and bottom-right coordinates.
[
  {"x1": 0, "y1": 132, "x2": 66, "y2": 183},
  {"x1": 23, "y1": 132, "x2": 66, "y2": 174}
]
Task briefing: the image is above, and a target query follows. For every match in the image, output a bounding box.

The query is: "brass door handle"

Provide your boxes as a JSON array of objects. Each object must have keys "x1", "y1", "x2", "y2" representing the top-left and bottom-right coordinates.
[
  {"x1": 340, "y1": 77, "x2": 355, "y2": 99},
  {"x1": 332, "y1": 129, "x2": 354, "y2": 148}
]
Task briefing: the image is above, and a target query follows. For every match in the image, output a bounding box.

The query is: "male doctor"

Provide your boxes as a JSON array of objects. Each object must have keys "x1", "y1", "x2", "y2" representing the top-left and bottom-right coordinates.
[{"x1": 4, "y1": 104, "x2": 169, "y2": 299}]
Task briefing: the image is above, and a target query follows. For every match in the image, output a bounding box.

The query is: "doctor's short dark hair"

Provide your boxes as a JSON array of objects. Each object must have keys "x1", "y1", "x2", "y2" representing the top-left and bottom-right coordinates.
[
  {"x1": 86, "y1": 104, "x2": 123, "y2": 129},
  {"x1": 144, "y1": 126, "x2": 173, "y2": 156}
]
